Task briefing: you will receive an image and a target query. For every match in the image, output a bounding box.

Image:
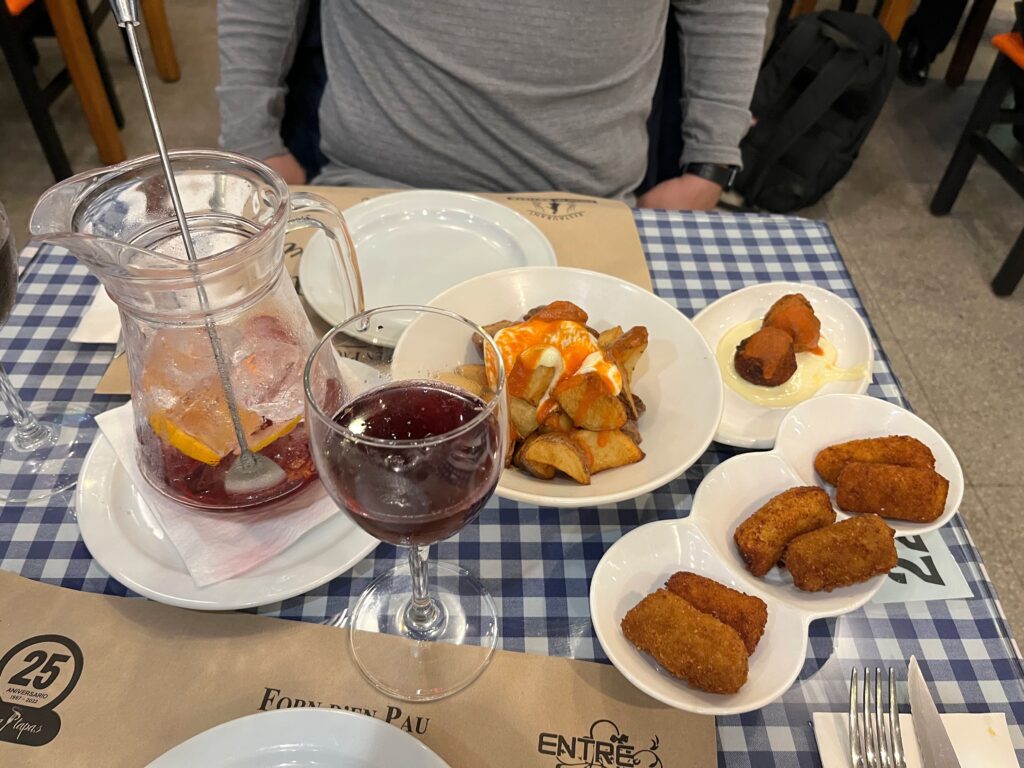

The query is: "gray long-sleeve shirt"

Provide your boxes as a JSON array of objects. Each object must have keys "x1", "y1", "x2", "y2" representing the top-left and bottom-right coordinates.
[{"x1": 217, "y1": 1, "x2": 766, "y2": 200}]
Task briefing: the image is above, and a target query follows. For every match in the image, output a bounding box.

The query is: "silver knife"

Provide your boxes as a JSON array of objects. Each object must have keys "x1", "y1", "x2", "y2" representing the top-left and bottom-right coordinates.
[{"x1": 908, "y1": 656, "x2": 963, "y2": 768}]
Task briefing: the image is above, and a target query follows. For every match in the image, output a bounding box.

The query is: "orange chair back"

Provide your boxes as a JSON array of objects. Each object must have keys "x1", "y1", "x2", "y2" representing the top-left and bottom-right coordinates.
[
  {"x1": 5, "y1": 0, "x2": 35, "y2": 15},
  {"x1": 993, "y1": 32, "x2": 1024, "y2": 71}
]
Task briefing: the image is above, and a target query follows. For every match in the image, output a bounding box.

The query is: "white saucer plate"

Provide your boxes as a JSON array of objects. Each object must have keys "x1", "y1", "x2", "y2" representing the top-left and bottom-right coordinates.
[
  {"x1": 76, "y1": 434, "x2": 379, "y2": 610},
  {"x1": 425, "y1": 266, "x2": 723, "y2": 508},
  {"x1": 299, "y1": 190, "x2": 556, "y2": 342},
  {"x1": 145, "y1": 708, "x2": 450, "y2": 767},
  {"x1": 691, "y1": 282, "x2": 873, "y2": 449}
]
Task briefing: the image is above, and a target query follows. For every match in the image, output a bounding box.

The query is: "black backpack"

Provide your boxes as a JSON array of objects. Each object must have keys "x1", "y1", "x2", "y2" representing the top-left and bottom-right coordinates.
[{"x1": 735, "y1": 11, "x2": 898, "y2": 213}]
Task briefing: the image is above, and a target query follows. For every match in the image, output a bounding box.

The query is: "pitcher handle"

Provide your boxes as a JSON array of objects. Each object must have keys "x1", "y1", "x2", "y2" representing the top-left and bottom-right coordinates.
[{"x1": 287, "y1": 191, "x2": 365, "y2": 321}]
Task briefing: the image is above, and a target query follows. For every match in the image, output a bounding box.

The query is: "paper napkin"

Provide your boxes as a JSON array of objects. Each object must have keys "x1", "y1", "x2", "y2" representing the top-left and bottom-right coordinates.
[
  {"x1": 813, "y1": 711, "x2": 1019, "y2": 768},
  {"x1": 95, "y1": 403, "x2": 339, "y2": 587},
  {"x1": 70, "y1": 287, "x2": 121, "y2": 344}
]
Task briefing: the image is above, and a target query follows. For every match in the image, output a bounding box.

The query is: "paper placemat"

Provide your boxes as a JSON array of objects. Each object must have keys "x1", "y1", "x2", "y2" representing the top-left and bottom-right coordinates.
[
  {"x1": 94, "y1": 187, "x2": 649, "y2": 395},
  {"x1": 0, "y1": 571, "x2": 713, "y2": 767}
]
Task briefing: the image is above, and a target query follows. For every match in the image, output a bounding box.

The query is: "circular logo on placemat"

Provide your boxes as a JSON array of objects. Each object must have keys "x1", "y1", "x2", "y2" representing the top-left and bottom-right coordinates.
[
  {"x1": 0, "y1": 634, "x2": 84, "y2": 747},
  {"x1": 508, "y1": 196, "x2": 595, "y2": 221}
]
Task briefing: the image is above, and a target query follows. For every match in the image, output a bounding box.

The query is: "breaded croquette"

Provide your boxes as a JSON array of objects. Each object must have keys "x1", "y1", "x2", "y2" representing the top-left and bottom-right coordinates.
[
  {"x1": 734, "y1": 486, "x2": 836, "y2": 577},
  {"x1": 665, "y1": 572, "x2": 768, "y2": 654},
  {"x1": 814, "y1": 435, "x2": 935, "y2": 485},
  {"x1": 762, "y1": 293, "x2": 821, "y2": 353},
  {"x1": 621, "y1": 589, "x2": 748, "y2": 694},
  {"x1": 783, "y1": 514, "x2": 897, "y2": 592},
  {"x1": 836, "y1": 462, "x2": 949, "y2": 522},
  {"x1": 734, "y1": 326, "x2": 798, "y2": 386}
]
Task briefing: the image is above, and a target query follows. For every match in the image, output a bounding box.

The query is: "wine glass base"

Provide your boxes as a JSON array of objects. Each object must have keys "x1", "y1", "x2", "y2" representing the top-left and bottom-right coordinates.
[
  {"x1": 0, "y1": 403, "x2": 97, "y2": 504},
  {"x1": 349, "y1": 559, "x2": 498, "y2": 702}
]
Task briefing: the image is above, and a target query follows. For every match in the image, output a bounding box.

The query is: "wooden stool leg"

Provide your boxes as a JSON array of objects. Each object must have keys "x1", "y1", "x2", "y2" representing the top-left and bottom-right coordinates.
[
  {"x1": 789, "y1": 0, "x2": 818, "y2": 19},
  {"x1": 43, "y1": 0, "x2": 125, "y2": 166},
  {"x1": 992, "y1": 227, "x2": 1024, "y2": 296},
  {"x1": 878, "y1": 0, "x2": 914, "y2": 40},
  {"x1": 140, "y1": 0, "x2": 180, "y2": 83},
  {"x1": 931, "y1": 55, "x2": 1012, "y2": 214},
  {"x1": 945, "y1": 0, "x2": 997, "y2": 88}
]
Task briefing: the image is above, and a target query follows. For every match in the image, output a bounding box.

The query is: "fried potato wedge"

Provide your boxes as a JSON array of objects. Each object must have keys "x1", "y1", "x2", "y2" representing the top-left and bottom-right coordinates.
[
  {"x1": 597, "y1": 326, "x2": 623, "y2": 349},
  {"x1": 436, "y1": 372, "x2": 485, "y2": 399},
  {"x1": 620, "y1": 420, "x2": 642, "y2": 446},
  {"x1": 509, "y1": 353, "x2": 556, "y2": 406},
  {"x1": 514, "y1": 435, "x2": 556, "y2": 479},
  {"x1": 509, "y1": 396, "x2": 540, "y2": 438},
  {"x1": 520, "y1": 432, "x2": 591, "y2": 484},
  {"x1": 457, "y1": 364, "x2": 487, "y2": 387},
  {"x1": 607, "y1": 326, "x2": 649, "y2": 383},
  {"x1": 571, "y1": 429, "x2": 645, "y2": 474},
  {"x1": 525, "y1": 300, "x2": 589, "y2": 324},
  {"x1": 554, "y1": 373, "x2": 628, "y2": 431},
  {"x1": 539, "y1": 410, "x2": 574, "y2": 434}
]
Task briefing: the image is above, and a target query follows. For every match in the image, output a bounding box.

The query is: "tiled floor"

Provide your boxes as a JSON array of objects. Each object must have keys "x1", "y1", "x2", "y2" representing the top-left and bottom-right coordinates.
[{"x1": 0, "y1": 3, "x2": 1021, "y2": 633}]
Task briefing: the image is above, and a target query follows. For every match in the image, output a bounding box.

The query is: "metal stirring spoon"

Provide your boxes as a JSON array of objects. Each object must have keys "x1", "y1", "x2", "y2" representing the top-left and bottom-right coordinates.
[{"x1": 111, "y1": 0, "x2": 285, "y2": 494}]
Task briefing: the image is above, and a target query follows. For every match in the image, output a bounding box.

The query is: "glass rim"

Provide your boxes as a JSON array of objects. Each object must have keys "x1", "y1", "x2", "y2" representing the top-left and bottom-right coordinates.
[{"x1": 303, "y1": 304, "x2": 507, "y2": 449}]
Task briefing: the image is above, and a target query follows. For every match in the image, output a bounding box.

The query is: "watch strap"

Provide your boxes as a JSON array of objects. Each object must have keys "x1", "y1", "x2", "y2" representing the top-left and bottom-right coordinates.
[{"x1": 681, "y1": 162, "x2": 740, "y2": 191}]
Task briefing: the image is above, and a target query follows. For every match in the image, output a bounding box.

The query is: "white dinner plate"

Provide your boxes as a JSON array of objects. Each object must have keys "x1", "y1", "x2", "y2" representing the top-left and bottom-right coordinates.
[
  {"x1": 426, "y1": 266, "x2": 723, "y2": 508},
  {"x1": 75, "y1": 434, "x2": 379, "y2": 610},
  {"x1": 299, "y1": 190, "x2": 556, "y2": 341},
  {"x1": 774, "y1": 393, "x2": 964, "y2": 536},
  {"x1": 691, "y1": 282, "x2": 873, "y2": 449},
  {"x1": 146, "y1": 708, "x2": 450, "y2": 767}
]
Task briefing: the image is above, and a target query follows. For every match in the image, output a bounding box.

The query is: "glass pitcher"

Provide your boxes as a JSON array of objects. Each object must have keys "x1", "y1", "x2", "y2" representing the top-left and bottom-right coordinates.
[{"x1": 30, "y1": 150, "x2": 364, "y2": 511}]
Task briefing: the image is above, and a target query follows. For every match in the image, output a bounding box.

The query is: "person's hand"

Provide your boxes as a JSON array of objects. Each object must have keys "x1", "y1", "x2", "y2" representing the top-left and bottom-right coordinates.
[
  {"x1": 263, "y1": 152, "x2": 307, "y2": 185},
  {"x1": 636, "y1": 174, "x2": 722, "y2": 211}
]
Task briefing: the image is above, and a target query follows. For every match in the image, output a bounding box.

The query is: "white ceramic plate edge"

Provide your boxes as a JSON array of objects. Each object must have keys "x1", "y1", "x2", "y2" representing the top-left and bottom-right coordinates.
[
  {"x1": 145, "y1": 708, "x2": 451, "y2": 767},
  {"x1": 75, "y1": 434, "x2": 379, "y2": 610}
]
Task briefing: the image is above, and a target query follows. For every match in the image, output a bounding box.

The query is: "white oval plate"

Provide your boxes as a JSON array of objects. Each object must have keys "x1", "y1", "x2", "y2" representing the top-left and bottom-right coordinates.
[
  {"x1": 146, "y1": 708, "x2": 450, "y2": 767},
  {"x1": 775, "y1": 393, "x2": 964, "y2": 536},
  {"x1": 299, "y1": 190, "x2": 556, "y2": 340},
  {"x1": 76, "y1": 435, "x2": 379, "y2": 610},
  {"x1": 427, "y1": 266, "x2": 723, "y2": 508},
  {"x1": 691, "y1": 282, "x2": 873, "y2": 449}
]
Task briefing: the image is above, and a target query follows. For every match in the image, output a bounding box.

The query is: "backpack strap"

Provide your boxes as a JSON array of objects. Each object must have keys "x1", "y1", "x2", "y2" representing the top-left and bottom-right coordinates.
[{"x1": 745, "y1": 22, "x2": 868, "y2": 199}]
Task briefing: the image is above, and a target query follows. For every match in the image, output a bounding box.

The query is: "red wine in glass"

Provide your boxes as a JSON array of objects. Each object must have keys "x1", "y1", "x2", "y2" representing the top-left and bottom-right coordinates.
[{"x1": 323, "y1": 380, "x2": 502, "y2": 546}]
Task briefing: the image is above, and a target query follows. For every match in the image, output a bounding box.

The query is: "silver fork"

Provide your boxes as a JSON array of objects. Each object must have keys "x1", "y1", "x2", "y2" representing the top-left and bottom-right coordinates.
[{"x1": 849, "y1": 667, "x2": 907, "y2": 768}]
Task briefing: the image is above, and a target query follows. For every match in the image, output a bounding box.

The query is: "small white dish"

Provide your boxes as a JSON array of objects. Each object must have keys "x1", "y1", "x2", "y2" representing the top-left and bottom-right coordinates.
[
  {"x1": 145, "y1": 708, "x2": 450, "y2": 767},
  {"x1": 299, "y1": 190, "x2": 556, "y2": 342},
  {"x1": 775, "y1": 393, "x2": 964, "y2": 536},
  {"x1": 426, "y1": 266, "x2": 723, "y2": 508},
  {"x1": 590, "y1": 516, "x2": 883, "y2": 716},
  {"x1": 692, "y1": 282, "x2": 873, "y2": 449},
  {"x1": 76, "y1": 434, "x2": 379, "y2": 610}
]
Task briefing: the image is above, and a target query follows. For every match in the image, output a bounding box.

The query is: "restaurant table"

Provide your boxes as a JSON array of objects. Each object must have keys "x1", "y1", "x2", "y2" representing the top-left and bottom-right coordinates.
[{"x1": 1, "y1": 209, "x2": 1022, "y2": 767}]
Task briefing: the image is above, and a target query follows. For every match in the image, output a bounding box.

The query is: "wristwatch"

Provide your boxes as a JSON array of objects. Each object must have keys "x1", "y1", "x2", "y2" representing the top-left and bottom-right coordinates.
[{"x1": 681, "y1": 162, "x2": 740, "y2": 192}]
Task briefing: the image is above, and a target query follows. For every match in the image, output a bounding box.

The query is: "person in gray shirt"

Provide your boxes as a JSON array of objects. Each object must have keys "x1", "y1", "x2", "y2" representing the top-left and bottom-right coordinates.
[{"x1": 217, "y1": 1, "x2": 767, "y2": 210}]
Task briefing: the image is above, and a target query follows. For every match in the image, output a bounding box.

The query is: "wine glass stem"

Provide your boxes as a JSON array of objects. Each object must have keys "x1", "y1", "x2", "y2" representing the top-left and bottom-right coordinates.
[
  {"x1": 405, "y1": 544, "x2": 441, "y2": 634},
  {"x1": 0, "y1": 363, "x2": 55, "y2": 451}
]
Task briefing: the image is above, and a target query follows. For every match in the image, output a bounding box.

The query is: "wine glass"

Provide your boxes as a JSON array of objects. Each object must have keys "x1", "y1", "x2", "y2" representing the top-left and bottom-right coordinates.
[
  {"x1": 0, "y1": 201, "x2": 96, "y2": 503},
  {"x1": 304, "y1": 305, "x2": 508, "y2": 701}
]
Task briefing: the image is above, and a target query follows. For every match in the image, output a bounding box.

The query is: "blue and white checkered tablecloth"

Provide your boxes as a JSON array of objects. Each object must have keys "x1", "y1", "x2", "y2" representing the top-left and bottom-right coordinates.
[{"x1": 2, "y1": 209, "x2": 1022, "y2": 766}]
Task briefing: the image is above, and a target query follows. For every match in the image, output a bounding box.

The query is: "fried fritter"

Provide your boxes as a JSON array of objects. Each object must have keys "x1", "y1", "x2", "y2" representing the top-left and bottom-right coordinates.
[
  {"x1": 734, "y1": 326, "x2": 798, "y2": 386},
  {"x1": 665, "y1": 572, "x2": 768, "y2": 655},
  {"x1": 734, "y1": 486, "x2": 836, "y2": 577},
  {"x1": 836, "y1": 462, "x2": 949, "y2": 523},
  {"x1": 783, "y1": 514, "x2": 897, "y2": 592},
  {"x1": 621, "y1": 589, "x2": 748, "y2": 694},
  {"x1": 762, "y1": 293, "x2": 821, "y2": 353},
  {"x1": 814, "y1": 435, "x2": 936, "y2": 485}
]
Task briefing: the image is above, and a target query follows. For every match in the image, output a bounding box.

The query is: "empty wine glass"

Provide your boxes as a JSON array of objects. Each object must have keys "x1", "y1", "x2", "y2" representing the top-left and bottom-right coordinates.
[
  {"x1": 0, "y1": 201, "x2": 95, "y2": 503},
  {"x1": 305, "y1": 305, "x2": 508, "y2": 701}
]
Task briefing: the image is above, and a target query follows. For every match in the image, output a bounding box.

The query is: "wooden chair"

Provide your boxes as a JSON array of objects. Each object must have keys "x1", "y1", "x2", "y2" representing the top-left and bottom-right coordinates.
[
  {"x1": 930, "y1": 32, "x2": 1024, "y2": 295},
  {"x1": 0, "y1": 0, "x2": 179, "y2": 180},
  {"x1": 778, "y1": 0, "x2": 914, "y2": 40}
]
